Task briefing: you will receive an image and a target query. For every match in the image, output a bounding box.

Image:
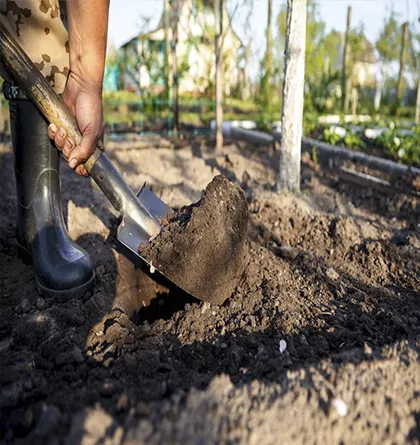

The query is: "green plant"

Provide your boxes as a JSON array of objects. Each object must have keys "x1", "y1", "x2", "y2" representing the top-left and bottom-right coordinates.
[
  {"x1": 311, "y1": 145, "x2": 318, "y2": 165},
  {"x1": 396, "y1": 138, "x2": 420, "y2": 166},
  {"x1": 343, "y1": 131, "x2": 366, "y2": 150},
  {"x1": 303, "y1": 113, "x2": 319, "y2": 136},
  {"x1": 373, "y1": 124, "x2": 420, "y2": 166},
  {"x1": 323, "y1": 128, "x2": 341, "y2": 146},
  {"x1": 374, "y1": 129, "x2": 399, "y2": 155},
  {"x1": 397, "y1": 125, "x2": 420, "y2": 166}
]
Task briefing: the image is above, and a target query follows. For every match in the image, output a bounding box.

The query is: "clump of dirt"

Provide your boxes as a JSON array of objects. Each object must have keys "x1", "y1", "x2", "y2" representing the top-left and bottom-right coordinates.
[{"x1": 139, "y1": 175, "x2": 248, "y2": 304}]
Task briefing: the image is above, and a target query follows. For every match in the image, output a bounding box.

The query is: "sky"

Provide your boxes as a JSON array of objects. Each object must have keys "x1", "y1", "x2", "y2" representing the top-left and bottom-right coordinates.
[{"x1": 108, "y1": 0, "x2": 420, "y2": 77}]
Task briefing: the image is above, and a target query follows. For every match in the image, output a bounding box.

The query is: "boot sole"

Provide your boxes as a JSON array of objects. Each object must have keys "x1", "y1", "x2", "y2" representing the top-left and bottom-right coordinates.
[{"x1": 17, "y1": 241, "x2": 95, "y2": 301}]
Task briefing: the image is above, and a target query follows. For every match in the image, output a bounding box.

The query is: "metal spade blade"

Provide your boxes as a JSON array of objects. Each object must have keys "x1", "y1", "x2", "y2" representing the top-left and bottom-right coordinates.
[{"x1": 117, "y1": 184, "x2": 170, "y2": 259}]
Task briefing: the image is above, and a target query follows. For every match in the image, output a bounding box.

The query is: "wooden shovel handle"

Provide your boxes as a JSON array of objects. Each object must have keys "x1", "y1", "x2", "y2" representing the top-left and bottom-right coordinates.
[{"x1": 0, "y1": 22, "x2": 100, "y2": 172}]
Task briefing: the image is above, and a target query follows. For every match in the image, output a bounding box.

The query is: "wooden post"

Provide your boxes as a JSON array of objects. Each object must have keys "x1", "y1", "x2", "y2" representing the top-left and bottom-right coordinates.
[
  {"x1": 171, "y1": 0, "x2": 180, "y2": 133},
  {"x1": 214, "y1": 0, "x2": 224, "y2": 151},
  {"x1": 163, "y1": 0, "x2": 171, "y2": 102},
  {"x1": 265, "y1": 0, "x2": 273, "y2": 98},
  {"x1": 278, "y1": 0, "x2": 307, "y2": 192},
  {"x1": 341, "y1": 6, "x2": 351, "y2": 113},
  {"x1": 351, "y1": 86, "x2": 358, "y2": 116},
  {"x1": 374, "y1": 63, "x2": 387, "y2": 111},
  {"x1": 396, "y1": 22, "x2": 408, "y2": 113}
]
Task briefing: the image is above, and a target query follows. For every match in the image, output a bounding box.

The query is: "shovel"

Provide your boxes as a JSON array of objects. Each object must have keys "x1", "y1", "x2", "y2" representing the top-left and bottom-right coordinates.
[{"x1": 0, "y1": 23, "x2": 180, "y2": 295}]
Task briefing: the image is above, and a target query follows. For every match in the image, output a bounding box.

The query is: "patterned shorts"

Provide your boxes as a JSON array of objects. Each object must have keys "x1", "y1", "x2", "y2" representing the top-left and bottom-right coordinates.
[{"x1": 0, "y1": 0, "x2": 69, "y2": 94}]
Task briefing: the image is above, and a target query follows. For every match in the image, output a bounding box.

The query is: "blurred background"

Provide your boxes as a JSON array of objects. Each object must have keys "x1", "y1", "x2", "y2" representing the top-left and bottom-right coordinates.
[
  {"x1": 101, "y1": 0, "x2": 419, "y2": 130},
  {"x1": 0, "y1": 0, "x2": 419, "y2": 165}
]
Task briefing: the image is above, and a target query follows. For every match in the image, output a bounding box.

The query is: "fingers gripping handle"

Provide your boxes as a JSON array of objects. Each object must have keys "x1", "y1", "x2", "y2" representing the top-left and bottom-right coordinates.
[{"x1": 0, "y1": 22, "x2": 101, "y2": 173}]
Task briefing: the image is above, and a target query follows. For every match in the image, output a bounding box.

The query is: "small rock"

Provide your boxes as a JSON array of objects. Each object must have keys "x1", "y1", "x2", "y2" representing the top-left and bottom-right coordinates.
[
  {"x1": 21, "y1": 298, "x2": 31, "y2": 313},
  {"x1": 275, "y1": 245, "x2": 299, "y2": 260},
  {"x1": 326, "y1": 267, "x2": 339, "y2": 281},
  {"x1": 36, "y1": 298, "x2": 46, "y2": 310},
  {"x1": 331, "y1": 398, "x2": 348, "y2": 417},
  {"x1": 279, "y1": 339, "x2": 287, "y2": 353},
  {"x1": 201, "y1": 302, "x2": 211, "y2": 314},
  {"x1": 247, "y1": 315, "x2": 257, "y2": 328},
  {"x1": 363, "y1": 343, "x2": 372, "y2": 355},
  {"x1": 65, "y1": 408, "x2": 114, "y2": 445}
]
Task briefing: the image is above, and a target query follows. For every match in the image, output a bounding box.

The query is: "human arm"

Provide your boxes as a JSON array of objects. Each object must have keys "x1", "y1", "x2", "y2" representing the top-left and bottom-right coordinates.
[{"x1": 48, "y1": 0, "x2": 110, "y2": 176}]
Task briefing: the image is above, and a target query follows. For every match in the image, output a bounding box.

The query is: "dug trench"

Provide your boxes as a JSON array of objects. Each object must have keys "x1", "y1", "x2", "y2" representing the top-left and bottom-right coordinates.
[{"x1": 0, "y1": 136, "x2": 419, "y2": 444}]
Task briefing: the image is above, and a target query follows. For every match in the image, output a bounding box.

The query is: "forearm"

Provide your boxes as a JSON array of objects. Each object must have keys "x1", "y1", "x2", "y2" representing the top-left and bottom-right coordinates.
[{"x1": 66, "y1": 0, "x2": 110, "y2": 89}]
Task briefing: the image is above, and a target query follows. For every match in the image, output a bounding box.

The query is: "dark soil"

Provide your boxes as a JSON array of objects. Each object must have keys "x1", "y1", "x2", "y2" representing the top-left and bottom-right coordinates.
[
  {"x1": 139, "y1": 175, "x2": 248, "y2": 304},
  {"x1": 0, "y1": 135, "x2": 419, "y2": 444}
]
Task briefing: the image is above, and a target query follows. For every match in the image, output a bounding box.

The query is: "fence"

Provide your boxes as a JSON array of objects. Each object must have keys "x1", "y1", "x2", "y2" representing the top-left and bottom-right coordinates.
[{"x1": 104, "y1": 97, "x2": 217, "y2": 135}]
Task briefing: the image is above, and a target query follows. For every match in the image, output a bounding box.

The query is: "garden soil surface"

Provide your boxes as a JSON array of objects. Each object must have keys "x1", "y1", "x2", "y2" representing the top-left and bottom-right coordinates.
[{"x1": 0, "y1": 135, "x2": 419, "y2": 445}]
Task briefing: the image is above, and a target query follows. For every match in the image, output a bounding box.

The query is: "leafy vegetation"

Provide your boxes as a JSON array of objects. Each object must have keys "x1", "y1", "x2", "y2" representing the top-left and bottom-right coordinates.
[
  {"x1": 373, "y1": 125, "x2": 420, "y2": 166},
  {"x1": 316, "y1": 120, "x2": 420, "y2": 167},
  {"x1": 323, "y1": 128, "x2": 341, "y2": 146},
  {"x1": 343, "y1": 131, "x2": 366, "y2": 150}
]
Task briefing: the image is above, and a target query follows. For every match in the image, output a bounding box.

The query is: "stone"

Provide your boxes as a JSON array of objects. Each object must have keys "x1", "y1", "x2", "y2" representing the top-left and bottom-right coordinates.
[{"x1": 326, "y1": 267, "x2": 339, "y2": 281}]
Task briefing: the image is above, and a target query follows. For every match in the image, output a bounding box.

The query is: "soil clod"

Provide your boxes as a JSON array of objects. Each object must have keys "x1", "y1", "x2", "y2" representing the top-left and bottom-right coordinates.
[{"x1": 139, "y1": 175, "x2": 249, "y2": 304}]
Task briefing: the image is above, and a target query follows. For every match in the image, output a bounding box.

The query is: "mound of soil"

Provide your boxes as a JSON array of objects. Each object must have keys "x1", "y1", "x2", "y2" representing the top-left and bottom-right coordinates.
[{"x1": 139, "y1": 175, "x2": 248, "y2": 304}]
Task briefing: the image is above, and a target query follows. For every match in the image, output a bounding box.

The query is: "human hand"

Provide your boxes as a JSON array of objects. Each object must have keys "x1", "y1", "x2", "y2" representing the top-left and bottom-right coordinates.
[{"x1": 48, "y1": 71, "x2": 103, "y2": 176}]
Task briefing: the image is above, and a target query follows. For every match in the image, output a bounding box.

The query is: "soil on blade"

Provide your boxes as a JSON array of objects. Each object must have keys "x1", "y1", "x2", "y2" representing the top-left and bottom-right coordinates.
[{"x1": 139, "y1": 175, "x2": 248, "y2": 304}]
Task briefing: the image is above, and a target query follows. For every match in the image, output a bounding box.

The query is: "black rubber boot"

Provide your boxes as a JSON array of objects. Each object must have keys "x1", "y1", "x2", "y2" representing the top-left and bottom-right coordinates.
[{"x1": 9, "y1": 99, "x2": 95, "y2": 300}]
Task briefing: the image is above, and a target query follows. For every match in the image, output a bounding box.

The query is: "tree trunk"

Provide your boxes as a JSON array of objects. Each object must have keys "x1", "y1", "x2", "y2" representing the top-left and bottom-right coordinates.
[
  {"x1": 341, "y1": 6, "x2": 351, "y2": 113},
  {"x1": 415, "y1": 78, "x2": 420, "y2": 124},
  {"x1": 265, "y1": 0, "x2": 273, "y2": 98},
  {"x1": 163, "y1": 0, "x2": 171, "y2": 102},
  {"x1": 344, "y1": 74, "x2": 352, "y2": 115},
  {"x1": 243, "y1": 42, "x2": 251, "y2": 100},
  {"x1": 278, "y1": 0, "x2": 307, "y2": 192},
  {"x1": 214, "y1": 0, "x2": 224, "y2": 151},
  {"x1": 323, "y1": 55, "x2": 330, "y2": 76},
  {"x1": 396, "y1": 22, "x2": 408, "y2": 114},
  {"x1": 374, "y1": 62, "x2": 387, "y2": 111},
  {"x1": 351, "y1": 86, "x2": 358, "y2": 116},
  {"x1": 171, "y1": 0, "x2": 180, "y2": 133}
]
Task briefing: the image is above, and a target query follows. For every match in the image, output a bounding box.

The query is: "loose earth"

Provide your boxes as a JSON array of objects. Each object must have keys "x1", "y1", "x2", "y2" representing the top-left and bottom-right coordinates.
[
  {"x1": 0, "y1": 136, "x2": 419, "y2": 444},
  {"x1": 139, "y1": 175, "x2": 248, "y2": 305}
]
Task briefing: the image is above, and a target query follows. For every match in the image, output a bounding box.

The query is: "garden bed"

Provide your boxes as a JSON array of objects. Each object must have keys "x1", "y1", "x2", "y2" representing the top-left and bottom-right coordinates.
[
  {"x1": 307, "y1": 120, "x2": 420, "y2": 169},
  {"x1": 0, "y1": 136, "x2": 419, "y2": 444}
]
